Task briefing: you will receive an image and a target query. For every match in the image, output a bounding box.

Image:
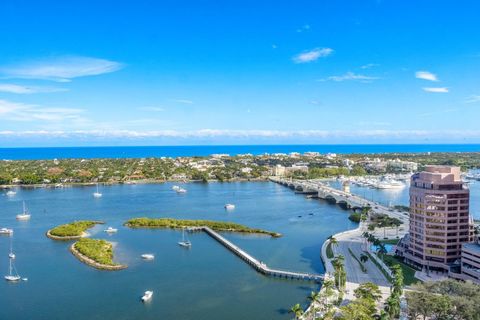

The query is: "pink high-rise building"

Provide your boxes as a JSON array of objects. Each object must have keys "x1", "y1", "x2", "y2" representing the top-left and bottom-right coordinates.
[{"x1": 402, "y1": 165, "x2": 474, "y2": 272}]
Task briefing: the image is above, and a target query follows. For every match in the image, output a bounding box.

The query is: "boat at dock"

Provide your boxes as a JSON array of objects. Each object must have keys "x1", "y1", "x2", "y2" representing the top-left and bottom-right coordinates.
[
  {"x1": 16, "y1": 201, "x2": 31, "y2": 220},
  {"x1": 141, "y1": 290, "x2": 153, "y2": 302},
  {"x1": 178, "y1": 228, "x2": 191, "y2": 248}
]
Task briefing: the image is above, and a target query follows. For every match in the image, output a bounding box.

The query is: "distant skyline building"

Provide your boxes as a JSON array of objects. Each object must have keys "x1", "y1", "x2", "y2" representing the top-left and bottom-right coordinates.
[{"x1": 402, "y1": 165, "x2": 474, "y2": 273}]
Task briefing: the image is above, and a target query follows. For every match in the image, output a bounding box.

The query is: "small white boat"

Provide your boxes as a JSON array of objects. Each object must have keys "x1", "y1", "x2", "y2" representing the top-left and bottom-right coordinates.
[
  {"x1": 141, "y1": 290, "x2": 153, "y2": 302},
  {"x1": 178, "y1": 228, "x2": 192, "y2": 248},
  {"x1": 93, "y1": 184, "x2": 102, "y2": 198},
  {"x1": 224, "y1": 204, "x2": 235, "y2": 210},
  {"x1": 8, "y1": 253, "x2": 15, "y2": 259},
  {"x1": 4, "y1": 257, "x2": 21, "y2": 282},
  {"x1": 16, "y1": 201, "x2": 31, "y2": 220},
  {"x1": 176, "y1": 187, "x2": 187, "y2": 193},
  {"x1": 0, "y1": 228, "x2": 13, "y2": 235},
  {"x1": 104, "y1": 227, "x2": 118, "y2": 233},
  {"x1": 172, "y1": 185, "x2": 180, "y2": 191},
  {"x1": 6, "y1": 190, "x2": 16, "y2": 197},
  {"x1": 141, "y1": 254, "x2": 155, "y2": 260}
]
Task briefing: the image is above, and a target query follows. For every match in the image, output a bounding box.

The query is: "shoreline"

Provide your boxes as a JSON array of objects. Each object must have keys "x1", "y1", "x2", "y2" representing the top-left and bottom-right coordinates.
[{"x1": 69, "y1": 243, "x2": 127, "y2": 271}]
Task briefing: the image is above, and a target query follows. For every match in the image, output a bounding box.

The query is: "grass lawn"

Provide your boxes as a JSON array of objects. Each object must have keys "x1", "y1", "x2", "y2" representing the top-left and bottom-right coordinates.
[{"x1": 382, "y1": 255, "x2": 420, "y2": 285}]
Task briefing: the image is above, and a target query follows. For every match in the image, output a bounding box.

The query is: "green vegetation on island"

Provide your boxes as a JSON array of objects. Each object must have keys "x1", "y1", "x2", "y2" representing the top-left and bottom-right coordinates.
[
  {"x1": 73, "y1": 238, "x2": 120, "y2": 267},
  {"x1": 124, "y1": 217, "x2": 281, "y2": 237},
  {"x1": 48, "y1": 220, "x2": 102, "y2": 238}
]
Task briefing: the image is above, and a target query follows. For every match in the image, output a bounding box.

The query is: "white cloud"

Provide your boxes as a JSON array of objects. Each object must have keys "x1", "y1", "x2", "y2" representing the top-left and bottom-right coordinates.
[
  {"x1": 0, "y1": 56, "x2": 123, "y2": 82},
  {"x1": 423, "y1": 87, "x2": 449, "y2": 93},
  {"x1": 171, "y1": 99, "x2": 194, "y2": 104},
  {"x1": 0, "y1": 99, "x2": 84, "y2": 122},
  {"x1": 465, "y1": 95, "x2": 480, "y2": 103},
  {"x1": 322, "y1": 72, "x2": 379, "y2": 82},
  {"x1": 360, "y1": 63, "x2": 379, "y2": 69},
  {"x1": 0, "y1": 83, "x2": 67, "y2": 94},
  {"x1": 415, "y1": 71, "x2": 439, "y2": 82},
  {"x1": 293, "y1": 48, "x2": 333, "y2": 63}
]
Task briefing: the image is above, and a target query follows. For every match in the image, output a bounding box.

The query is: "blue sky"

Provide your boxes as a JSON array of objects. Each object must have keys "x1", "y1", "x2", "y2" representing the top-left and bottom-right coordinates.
[{"x1": 0, "y1": 0, "x2": 479, "y2": 146}]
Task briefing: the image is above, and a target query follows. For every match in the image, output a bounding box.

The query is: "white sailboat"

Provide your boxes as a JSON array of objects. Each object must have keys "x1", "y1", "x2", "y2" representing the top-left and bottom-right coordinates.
[
  {"x1": 8, "y1": 236, "x2": 15, "y2": 259},
  {"x1": 93, "y1": 184, "x2": 102, "y2": 198},
  {"x1": 16, "y1": 201, "x2": 31, "y2": 220},
  {"x1": 141, "y1": 290, "x2": 153, "y2": 302},
  {"x1": 4, "y1": 256, "x2": 21, "y2": 282},
  {"x1": 178, "y1": 228, "x2": 191, "y2": 248},
  {"x1": 0, "y1": 228, "x2": 13, "y2": 235}
]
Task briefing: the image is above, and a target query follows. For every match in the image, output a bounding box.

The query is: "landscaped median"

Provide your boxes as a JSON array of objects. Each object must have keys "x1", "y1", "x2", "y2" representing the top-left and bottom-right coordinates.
[
  {"x1": 70, "y1": 238, "x2": 127, "y2": 271},
  {"x1": 124, "y1": 217, "x2": 282, "y2": 237},
  {"x1": 46, "y1": 220, "x2": 104, "y2": 240}
]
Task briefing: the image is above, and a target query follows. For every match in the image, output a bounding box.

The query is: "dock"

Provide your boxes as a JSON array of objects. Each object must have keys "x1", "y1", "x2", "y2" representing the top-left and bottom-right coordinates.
[{"x1": 200, "y1": 226, "x2": 323, "y2": 283}]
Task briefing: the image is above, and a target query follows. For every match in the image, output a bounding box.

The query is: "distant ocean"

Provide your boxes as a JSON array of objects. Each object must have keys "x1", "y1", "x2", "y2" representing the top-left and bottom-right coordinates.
[{"x1": 0, "y1": 144, "x2": 479, "y2": 160}]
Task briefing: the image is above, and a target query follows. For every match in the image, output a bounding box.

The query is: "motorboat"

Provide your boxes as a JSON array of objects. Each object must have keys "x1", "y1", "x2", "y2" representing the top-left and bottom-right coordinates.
[
  {"x1": 172, "y1": 185, "x2": 180, "y2": 191},
  {"x1": 141, "y1": 290, "x2": 153, "y2": 302},
  {"x1": 6, "y1": 190, "x2": 16, "y2": 197},
  {"x1": 0, "y1": 228, "x2": 13, "y2": 235},
  {"x1": 104, "y1": 227, "x2": 118, "y2": 233},
  {"x1": 16, "y1": 201, "x2": 31, "y2": 220},
  {"x1": 141, "y1": 254, "x2": 155, "y2": 260},
  {"x1": 224, "y1": 204, "x2": 235, "y2": 210},
  {"x1": 178, "y1": 228, "x2": 191, "y2": 248},
  {"x1": 93, "y1": 184, "x2": 102, "y2": 198}
]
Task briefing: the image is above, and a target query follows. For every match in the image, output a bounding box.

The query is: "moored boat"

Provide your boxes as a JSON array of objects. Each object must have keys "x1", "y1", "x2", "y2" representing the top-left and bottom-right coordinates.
[
  {"x1": 16, "y1": 201, "x2": 31, "y2": 220},
  {"x1": 141, "y1": 290, "x2": 153, "y2": 302},
  {"x1": 141, "y1": 254, "x2": 155, "y2": 260}
]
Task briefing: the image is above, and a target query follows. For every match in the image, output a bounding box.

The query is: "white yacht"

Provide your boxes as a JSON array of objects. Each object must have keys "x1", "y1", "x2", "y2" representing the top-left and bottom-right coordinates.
[
  {"x1": 4, "y1": 257, "x2": 21, "y2": 282},
  {"x1": 0, "y1": 228, "x2": 13, "y2": 235},
  {"x1": 141, "y1": 290, "x2": 153, "y2": 302},
  {"x1": 224, "y1": 204, "x2": 235, "y2": 210},
  {"x1": 178, "y1": 228, "x2": 191, "y2": 248},
  {"x1": 93, "y1": 184, "x2": 102, "y2": 198},
  {"x1": 16, "y1": 201, "x2": 31, "y2": 220},
  {"x1": 6, "y1": 190, "x2": 16, "y2": 197},
  {"x1": 141, "y1": 254, "x2": 155, "y2": 260},
  {"x1": 104, "y1": 227, "x2": 118, "y2": 233}
]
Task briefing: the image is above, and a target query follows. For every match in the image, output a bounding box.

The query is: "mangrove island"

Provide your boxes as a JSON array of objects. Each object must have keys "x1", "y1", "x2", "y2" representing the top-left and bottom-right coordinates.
[
  {"x1": 70, "y1": 238, "x2": 127, "y2": 270},
  {"x1": 46, "y1": 220, "x2": 104, "y2": 240}
]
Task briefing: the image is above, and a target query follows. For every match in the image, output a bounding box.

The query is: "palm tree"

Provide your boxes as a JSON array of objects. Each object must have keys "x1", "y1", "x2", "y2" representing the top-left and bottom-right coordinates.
[
  {"x1": 289, "y1": 303, "x2": 303, "y2": 319},
  {"x1": 360, "y1": 253, "x2": 369, "y2": 264},
  {"x1": 329, "y1": 237, "x2": 339, "y2": 255},
  {"x1": 384, "y1": 294, "x2": 400, "y2": 319},
  {"x1": 376, "y1": 243, "x2": 388, "y2": 261},
  {"x1": 307, "y1": 291, "x2": 321, "y2": 316}
]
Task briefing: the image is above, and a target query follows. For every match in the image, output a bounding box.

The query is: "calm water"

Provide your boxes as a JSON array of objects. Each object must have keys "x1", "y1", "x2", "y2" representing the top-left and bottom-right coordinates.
[
  {"x1": 0, "y1": 182, "x2": 356, "y2": 320},
  {"x1": 1, "y1": 144, "x2": 479, "y2": 160}
]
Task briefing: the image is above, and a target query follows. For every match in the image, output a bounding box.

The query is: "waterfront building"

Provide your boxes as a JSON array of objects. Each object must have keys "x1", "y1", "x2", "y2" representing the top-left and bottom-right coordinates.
[
  {"x1": 457, "y1": 242, "x2": 480, "y2": 283},
  {"x1": 272, "y1": 164, "x2": 286, "y2": 176},
  {"x1": 401, "y1": 166, "x2": 474, "y2": 273},
  {"x1": 387, "y1": 159, "x2": 418, "y2": 172}
]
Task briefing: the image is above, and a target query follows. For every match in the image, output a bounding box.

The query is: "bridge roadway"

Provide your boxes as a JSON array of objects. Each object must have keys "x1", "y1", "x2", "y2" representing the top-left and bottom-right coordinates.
[
  {"x1": 270, "y1": 177, "x2": 409, "y2": 224},
  {"x1": 190, "y1": 226, "x2": 323, "y2": 282}
]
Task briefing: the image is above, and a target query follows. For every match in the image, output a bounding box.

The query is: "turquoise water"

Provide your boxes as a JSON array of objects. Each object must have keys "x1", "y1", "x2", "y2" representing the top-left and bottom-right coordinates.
[
  {"x1": 370, "y1": 244, "x2": 395, "y2": 253},
  {"x1": 0, "y1": 182, "x2": 356, "y2": 320}
]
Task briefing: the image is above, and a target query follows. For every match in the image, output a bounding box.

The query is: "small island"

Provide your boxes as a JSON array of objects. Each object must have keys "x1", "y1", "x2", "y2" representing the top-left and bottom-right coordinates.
[
  {"x1": 46, "y1": 220, "x2": 104, "y2": 240},
  {"x1": 124, "y1": 217, "x2": 282, "y2": 237},
  {"x1": 70, "y1": 238, "x2": 127, "y2": 270}
]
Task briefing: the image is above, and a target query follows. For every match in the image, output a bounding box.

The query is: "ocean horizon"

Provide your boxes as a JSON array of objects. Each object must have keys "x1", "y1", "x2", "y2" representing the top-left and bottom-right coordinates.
[{"x1": 0, "y1": 144, "x2": 479, "y2": 160}]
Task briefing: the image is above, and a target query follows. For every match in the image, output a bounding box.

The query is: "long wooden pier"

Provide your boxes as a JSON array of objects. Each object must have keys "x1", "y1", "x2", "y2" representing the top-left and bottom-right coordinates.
[{"x1": 199, "y1": 226, "x2": 324, "y2": 283}]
